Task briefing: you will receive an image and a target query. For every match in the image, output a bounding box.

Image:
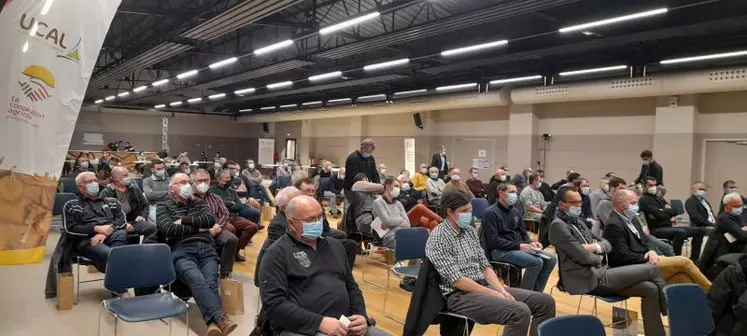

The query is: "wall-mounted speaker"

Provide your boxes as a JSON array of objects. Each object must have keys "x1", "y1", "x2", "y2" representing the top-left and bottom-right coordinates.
[
  {"x1": 262, "y1": 122, "x2": 269, "y2": 134},
  {"x1": 413, "y1": 113, "x2": 423, "y2": 129}
]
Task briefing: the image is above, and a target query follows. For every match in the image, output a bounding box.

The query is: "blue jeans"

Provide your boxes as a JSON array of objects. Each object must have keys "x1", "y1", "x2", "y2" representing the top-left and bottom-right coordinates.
[
  {"x1": 75, "y1": 229, "x2": 129, "y2": 274},
  {"x1": 323, "y1": 190, "x2": 343, "y2": 215},
  {"x1": 645, "y1": 234, "x2": 675, "y2": 257},
  {"x1": 172, "y1": 242, "x2": 222, "y2": 324},
  {"x1": 491, "y1": 249, "x2": 556, "y2": 292},
  {"x1": 239, "y1": 204, "x2": 261, "y2": 224},
  {"x1": 249, "y1": 183, "x2": 271, "y2": 205}
]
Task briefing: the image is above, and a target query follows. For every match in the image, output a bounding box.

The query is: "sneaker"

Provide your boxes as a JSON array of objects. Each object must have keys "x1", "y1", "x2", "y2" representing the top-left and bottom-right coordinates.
[
  {"x1": 205, "y1": 323, "x2": 222, "y2": 336},
  {"x1": 234, "y1": 254, "x2": 246, "y2": 262},
  {"x1": 218, "y1": 314, "x2": 238, "y2": 335}
]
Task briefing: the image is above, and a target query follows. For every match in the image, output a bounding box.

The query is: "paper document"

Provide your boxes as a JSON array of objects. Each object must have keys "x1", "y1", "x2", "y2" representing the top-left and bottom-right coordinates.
[
  {"x1": 339, "y1": 315, "x2": 351, "y2": 328},
  {"x1": 371, "y1": 217, "x2": 388, "y2": 238},
  {"x1": 725, "y1": 232, "x2": 737, "y2": 243}
]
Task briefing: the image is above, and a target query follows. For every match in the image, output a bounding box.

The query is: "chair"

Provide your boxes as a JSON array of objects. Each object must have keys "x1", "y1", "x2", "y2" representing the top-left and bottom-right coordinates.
[
  {"x1": 670, "y1": 199, "x2": 685, "y2": 215},
  {"x1": 98, "y1": 244, "x2": 189, "y2": 336},
  {"x1": 664, "y1": 284, "x2": 715, "y2": 336},
  {"x1": 489, "y1": 261, "x2": 522, "y2": 287},
  {"x1": 537, "y1": 315, "x2": 605, "y2": 336},
  {"x1": 133, "y1": 177, "x2": 143, "y2": 191},
  {"x1": 51, "y1": 193, "x2": 77, "y2": 228},
  {"x1": 60, "y1": 178, "x2": 77, "y2": 193},
  {"x1": 60, "y1": 196, "x2": 105, "y2": 304},
  {"x1": 437, "y1": 311, "x2": 487, "y2": 336},
  {"x1": 384, "y1": 227, "x2": 429, "y2": 323},
  {"x1": 470, "y1": 198, "x2": 490, "y2": 221}
]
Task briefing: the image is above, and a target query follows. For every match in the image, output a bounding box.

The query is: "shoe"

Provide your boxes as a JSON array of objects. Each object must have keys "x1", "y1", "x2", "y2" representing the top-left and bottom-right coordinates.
[
  {"x1": 218, "y1": 314, "x2": 238, "y2": 335},
  {"x1": 205, "y1": 323, "x2": 222, "y2": 336},
  {"x1": 235, "y1": 254, "x2": 246, "y2": 262},
  {"x1": 257, "y1": 224, "x2": 266, "y2": 230},
  {"x1": 246, "y1": 240, "x2": 255, "y2": 246}
]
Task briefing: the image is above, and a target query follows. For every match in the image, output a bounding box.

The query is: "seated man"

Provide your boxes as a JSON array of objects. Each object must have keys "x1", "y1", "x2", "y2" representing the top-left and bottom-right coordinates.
[
  {"x1": 427, "y1": 189, "x2": 555, "y2": 336},
  {"x1": 96, "y1": 169, "x2": 111, "y2": 194},
  {"x1": 100, "y1": 166, "x2": 157, "y2": 241},
  {"x1": 686, "y1": 181, "x2": 717, "y2": 229},
  {"x1": 588, "y1": 177, "x2": 609, "y2": 219},
  {"x1": 156, "y1": 173, "x2": 237, "y2": 335},
  {"x1": 484, "y1": 183, "x2": 556, "y2": 292},
  {"x1": 549, "y1": 187, "x2": 668, "y2": 336},
  {"x1": 639, "y1": 176, "x2": 707, "y2": 260},
  {"x1": 259, "y1": 195, "x2": 390, "y2": 336},
  {"x1": 486, "y1": 168, "x2": 508, "y2": 205},
  {"x1": 345, "y1": 174, "x2": 384, "y2": 235},
  {"x1": 520, "y1": 174, "x2": 547, "y2": 222},
  {"x1": 410, "y1": 163, "x2": 429, "y2": 194},
  {"x1": 603, "y1": 189, "x2": 711, "y2": 292},
  {"x1": 716, "y1": 193, "x2": 747, "y2": 252},
  {"x1": 143, "y1": 158, "x2": 171, "y2": 220},
  {"x1": 210, "y1": 170, "x2": 260, "y2": 257},
  {"x1": 425, "y1": 167, "x2": 445, "y2": 207},
  {"x1": 190, "y1": 169, "x2": 241, "y2": 275},
  {"x1": 443, "y1": 168, "x2": 475, "y2": 199},
  {"x1": 718, "y1": 180, "x2": 747, "y2": 214},
  {"x1": 324, "y1": 167, "x2": 345, "y2": 219},
  {"x1": 465, "y1": 167, "x2": 486, "y2": 198},
  {"x1": 395, "y1": 174, "x2": 419, "y2": 211},
  {"x1": 65, "y1": 172, "x2": 128, "y2": 295},
  {"x1": 234, "y1": 159, "x2": 271, "y2": 206}
]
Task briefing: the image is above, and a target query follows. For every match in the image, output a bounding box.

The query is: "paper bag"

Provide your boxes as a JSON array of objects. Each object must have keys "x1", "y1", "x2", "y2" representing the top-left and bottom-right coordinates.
[
  {"x1": 220, "y1": 278, "x2": 244, "y2": 315},
  {"x1": 56, "y1": 272, "x2": 74, "y2": 310},
  {"x1": 612, "y1": 306, "x2": 638, "y2": 336},
  {"x1": 261, "y1": 206, "x2": 274, "y2": 223}
]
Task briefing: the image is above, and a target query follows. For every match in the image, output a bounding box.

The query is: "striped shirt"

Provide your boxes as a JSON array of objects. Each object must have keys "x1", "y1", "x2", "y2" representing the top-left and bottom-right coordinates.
[
  {"x1": 426, "y1": 221, "x2": 491, "y2": 295},
  {"x1": 156, "y1": 197, "x2": 215, "y2": 246},
  {"x1": 194, "y1": 191, "x2": 230, "y2": 228}
]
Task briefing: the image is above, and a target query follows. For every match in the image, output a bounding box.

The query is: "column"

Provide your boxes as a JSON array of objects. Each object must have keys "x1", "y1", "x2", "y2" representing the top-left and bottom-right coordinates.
[
  {"x1": 299, "y1": 119, "x2": 312, "y2": 165},
  {"x1": 347, "y1": 116, "x2": 364, "y2": 153},
  {"x1": 506, "y1": 104, "x2": 539, "y2": 171},
  {"x1": 653, "y1": 95, "x2": 698, "y2": 201}
]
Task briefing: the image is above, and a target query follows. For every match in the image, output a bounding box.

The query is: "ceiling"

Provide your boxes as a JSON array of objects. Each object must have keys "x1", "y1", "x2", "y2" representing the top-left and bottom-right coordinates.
[{"x1": 89, "y1": 0, "x2": 747, "y2": 116}]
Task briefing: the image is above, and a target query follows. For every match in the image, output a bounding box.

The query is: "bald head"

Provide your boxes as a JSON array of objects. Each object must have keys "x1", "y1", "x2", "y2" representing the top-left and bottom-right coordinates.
[
  {"x1": 276, "y1": 187, "x2": 303, "y2": 210},
  {"x1": 111, "y1": 166, "x2": 130, "y2": 186},
  {"x1": 612, "y1": 189, "x2": 637, "y2": 213},
  {"x1": 286, "y1": 195, "x2": 324, "y2": 242}
]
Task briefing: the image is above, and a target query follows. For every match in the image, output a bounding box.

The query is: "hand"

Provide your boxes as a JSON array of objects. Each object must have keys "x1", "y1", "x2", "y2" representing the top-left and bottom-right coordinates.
[
  {"x1": 209, "y1": 224, "x2": 222, "y2": 236},
  {"x1": 90, "y1": 234, "x2": 107, "y2": 246},
  {"x1": 95, "y1": 225, "x2": 114, "y2": 236},
  {"x1": 742, "y1": 226, "x2": 747, "y2": 232},
  {"x1": 531, "y1": 241, "x2": 543, "y2": 250},
  {"x1": 135, "y1": 216, "x2": 145, "y2": 222},
  {"x1": 174, "y1": 219, "x2": 182, "y2": 225},
  {"x1": 519, "y1": 244, "x2": 535, "y2": 253},
  {"x1": 347, "y1": 315, "x2": 368, "y2": 336},
  {"x1": 493, "y1": 286, "x2": 514, "y2": 301},
  {"x1": 125, "y1": 223, "x2": 134, "y2": 233},
  {"x1": 319, "y1": 317, "x2": 347, "y2": 336},
  {"x1": 583, "y1": 244, "x2": 599, "y2": 253},
  {"x1": 642, "y1": 225, "x2": 650, "y2": 234},
  {"x1": 645, "y1": 250, "x2": 660, "y2": 265}
]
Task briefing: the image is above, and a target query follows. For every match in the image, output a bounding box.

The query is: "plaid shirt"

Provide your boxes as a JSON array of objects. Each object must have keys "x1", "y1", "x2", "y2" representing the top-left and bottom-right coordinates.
[
  {"x1": 426, "y1": 221, "x2": 491, "y2": 295},
  {"x1": 194, "y1": 191, "x2": 230, "y2": 228}
]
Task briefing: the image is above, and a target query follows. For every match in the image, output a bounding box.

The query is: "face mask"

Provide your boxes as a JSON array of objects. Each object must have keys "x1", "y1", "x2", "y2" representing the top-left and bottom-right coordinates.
[
  {"x1": 299, "y1": 220, "x2": 323, "y2": 240},
  {"x1": 603, "y1": 184, "x2": 610, "y2": 193},
  {"x1": 214, "y1": 162, "x2": 221, "y2": 169},
  {"x1": 451, "y1": 175, "x2": 461, "y2": 181},
  {"x1": 85, "y1": 182, "x2": 99, "y2": 195},
  {"x1": 79, "y1": 161, "x2": 89, "y2": 168},
  {"x1": 248, "y1": 164, "x2": 255, "y2": 169},
  {"x1": 121, "y1": 178, "x2": 132, "y2": 186},
  {"x1": 178, "y1": 184, "x2": 193, "y2": 199},
  {"x1": 229, "y1": 170, "x2": 237, "y2": 178},
  {"x1": 361, "y1": 152, "x2": 371, "y2": 158},
  {"x1": 625, "y1": 204, "x2": 639, "y2": 219},
  {"x1": 642, "y1": 160, "x2": 650, "y2": 165},
  {"x1": 430, "y1": 173, "x2": 439, "y2": 179},
  {"x1": 380, "y1": 169, "x2": 387, "y2": 174},
  {"x1": 499, "y1": 175, "x2": 507, "y2": 182},
  {"x1": 420, "y1": 168, "x2": 428, "y2": 174},
  {"x1": 568, "y1": 206, "x2": 582, "y2": 217},
  {"x1": 581, "y1": 187, "x2": 590, "y2": 195},
  {"x1": 154, "y1": 169, "x2": 165, "y2": 178},
  {"x1": 339, "y1": 175, "x2": 345, "y2": 180},
  {"x1": 390, "y1": 187, "x2": 401, "y2": 198},
  {"x1": 506, "y1": 192, "x2": 518, "y2": 205},
  {"x1": 732, "y1": 207, "x2": 744, "y2": 216},
  {"x1": 695, "y1": 190, "x2": 706, "y2": 198},
  {"x1": 728, "y1": 188, "x2": 739, "y2": 194},
  {"x1": 536, "y1": 182, "x2": 542, "y2": 189},
  {"x1": 90, "y1": 159, "x2": 99, "y2": 165},
  {"x1": 472, "y1": 173, "x2": 478, "y2": 179},
  {"x1": 195, "y1": 182, "x2": 210, "y2": 194},
  {"x1": 456, "y1": 212, "x2": 473, "y2": 229},
  {"x1": 401, "y1": 183, "x2": 410, "y2": 191},
  {"x1": 647, "y1": 187, "x2": 657, "y2": 195}
]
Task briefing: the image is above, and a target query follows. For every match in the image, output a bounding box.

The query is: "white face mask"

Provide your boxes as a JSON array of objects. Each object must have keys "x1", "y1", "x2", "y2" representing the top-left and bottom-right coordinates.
[
  {"x1": 390, "y1": 187, "x2": 401, "y2": 198},
  {"x1": 450, "y1": 175, "x2": 461, "y2": 181},
  {"x1": 380, "y1": 169, "x2": 387, "y2": 174},
  {"x1": 401, "y1": 183, "x2": 411, "y2": 191},
  {"x1": 420, "y1": 168, "x2": 428, "y2": 174},
  {"x1": 648, "y1": 186, "x2": 658, "y2": 195},
  {"x1": 195, "y1": 182, "x2": 210, "y2": 194}
]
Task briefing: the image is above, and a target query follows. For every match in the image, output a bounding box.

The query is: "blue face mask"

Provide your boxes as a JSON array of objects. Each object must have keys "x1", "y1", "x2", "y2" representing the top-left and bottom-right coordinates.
[
  {"x1": 625, "y1": 204, "x2": 639, "y2": 219},
  {"x1": 568, "y1": 206, "x2": 582, "y2": 217},
  {"x1": 728, "y1": 188, "x2": 739, "y2": 194},
  {"x1": 430, "y1": 173, "x2": 439, "y2": 179},
  {"x1": 300, "y1": 220, "x2": 324, "y2": 240},
  {"x1": 732, "y1": 207, "x2": 744, "y2": 217},
  {"x1": 506, "y1": 192, "x2": 518, "y2": 205},
  {"x1": 456, "y1": 212, "x2": 473, "y2": 229},
  {"x1": 86, "y1": 182, "x2": 99, "y2": 195}
]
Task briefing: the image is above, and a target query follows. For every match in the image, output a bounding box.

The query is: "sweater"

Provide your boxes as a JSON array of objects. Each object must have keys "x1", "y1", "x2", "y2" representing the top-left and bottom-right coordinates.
[
  {"x1": 481, "y1": 202, "x2": 529, "y2": 251},
  {"x1": 465, "y1": 178, "x2": 485, "y2": 198},
  {"x1": 210, "y1": 183, "x2": 244, "y2": 215},
  {"x1": 155, "y1": 197, "x2": 214, "y2": 247},
  {"x1": 443, "y1": 181, "x2": 474, "y2": 199},
  {"x1": 142, "y1": 175, "x2": 170, "y2": 203},
  {"x1": 343, "y1": 150, "x2": 379, "y2": 190},
  {"x1": 410, "y1": 173, "x2": 428, "y2": 191},
  {"x1": 372, "y1": 196, "x2": 410, "y2": 241},
  {"x1": 425, "y1": 178, "x2": 445, "y2": 204}
]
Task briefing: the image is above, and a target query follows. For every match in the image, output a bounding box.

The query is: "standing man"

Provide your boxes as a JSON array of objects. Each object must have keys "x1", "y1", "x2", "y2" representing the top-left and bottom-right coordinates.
[
  {"x1": 535, "y1": 170, "x2": 554, "y2": 202},
  {"x1": 551, "y1": 168, "x2": 576, "y2": 191},
  {"x1": 343, "y1": 138, "x2": 380, "y2": 192},
  {"x1": 685, "y1": 181, "x2": 717, "y2": 229},
  {"x1": 431, "y1": 145, "x2": 449, "y2": 179},
  {"x1": 100, "y1": 166, "x2": 158, "y2": 241},
  {"x1": 635, "y1": 150, "x2": 664, "y2": 186}
]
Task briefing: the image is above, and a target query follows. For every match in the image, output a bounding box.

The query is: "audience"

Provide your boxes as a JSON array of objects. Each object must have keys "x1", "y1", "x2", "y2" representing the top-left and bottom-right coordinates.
[
  {"x1": 410, "y1": 163, "x2": 429, "y2": 192},
  {"x1": 510, "y1": 167, "x2": 533, "y2": 192},
  {"x1": 594, "y1": 176, "x2": 628, "y2": 228},
  {"x1": 96, "y1": 169, "x2": 111, "y2": 192},
  {"x1": 378, "y1": 164, "x2": 388, "y2": 182},
  {"x1": 155, "y1": 173, "x2": 237, "y2": 335},
  {"x1": 211, "y1": 170, "x2": 261, "y2": 253},
  {"x1": 99, "y1": 166, "x2": 157, "y2": 240},
  {"x1": 603, "y1": 189, "x2": 711, "y2": 291},
  {"x1": 588, "y1": 177, "x2": 609, "y2": 219},
  {"x1": 430, "y1": 145, "x2": 449, "y2": 179},
  {"x1": 465, "y1": 167, "x2": 486, "y2": 198},
  {"x1": 716, "y1": 193, "x2": 747, "y2": 251},
  {"x1": 685, "y1": 181, "x2": 717, "y2": 229},
  {"x1": 344, "y1": 138, "x2": 380, "y2": 193},
  {"x1": 178, "y1": 161, "x2": 191, "y2": 175},
  {"x1": 426, "y1": 189, "x2": 556, "y2": 336},
  {"x1": 372, "y1": 178, "x2": 410, "y2": 249},
  {"x1": 520, "y1": 174, "x2": 547, "y2": 223},
  {"x1": 395, "y1": 174, "x2": 418, "y2": 211},
  {"x1": 535, "y1": 169, "x2": 555, "y2": 202},
  {"x1": 237, "y1": 158, "x2": 272, "y2": 206},
  {"x1": 550, "y1": 168, "x2": 575, "y2": 191},
  {"x1": 227, "y1": 160, "x2": 270, "y2": 206},
  {"x1": 483, "y1": 183, "x2": 557, "y2": 292},
  {"x1": 442, "y1": 168, "x2": 474, "y2": 199},
  {"x1": 324, "y1": 167, "x2": 345, "y2": 218},
  {"x1": 573, "y1": 177, "x2": 594, "y2": 221},
  {"x1": 639, "y1": 176, "x2": 707, "y2": 260},
  {"x1": 549, "y1": 186, "x2": 668, "y2": 336},
  {"x1": 143, "y1": 158, "x2": 171, "y2": 220},
  {"x1": 635, "y1": 150, "x2": 664, "y2": 186},
  {"x1": 425, "y1": 167, "x2": 446, "y2": 208}
]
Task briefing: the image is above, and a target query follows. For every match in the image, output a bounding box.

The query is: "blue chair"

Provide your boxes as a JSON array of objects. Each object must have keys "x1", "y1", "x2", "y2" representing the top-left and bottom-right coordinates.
[
  {"x1": 670, "y1": 199, "x2": 685, "y2": 215},
  {"x1": 664, "y1": 284, "x2": 714, "y2": 336},
  {"x1": 60, "y1": 197, "x2": 105, "y2": 304},
  {"x1": 52, "y1": 193, "x2": 77, "y2": 228},
  {"x1": 384, "y1": 227, "x2": 429, "y2": 323},
  {"x1": 60, "y1": 178, "x2": 77, "y2": 193},
  {"x1": 470, "y1": 198, "x2": 490, "y2": 220},
  {"x1": 538, "y1": 315, "x2": 605, "y2": 336},
  {"x1": 98, "y1": 244, "x2": 188, "y2": 336}
]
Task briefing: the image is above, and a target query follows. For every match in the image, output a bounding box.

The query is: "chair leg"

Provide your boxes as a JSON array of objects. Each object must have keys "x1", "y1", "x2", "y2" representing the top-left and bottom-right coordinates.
[
  {"x1": 592, "y1": 297, "x2": 598, "y2": 316},
  {"x1": 576, "y1": 296, "x2": 583, "y2": 314},
  {"x1": 463, "y1": 317, "x2": 469, "y2": 336},
  {"x1": 75, "y1": 261, "x2": 80, "y2": 305},
  {"x1": 97, "y1": 302, "x2": 104, "y2": 336},
  {"x1": 168, "y1": 317, "x2": 172, "y2": 336},
  {"x1": 185, "y1": 306, "x2": 190, "y2": 336},
  {"x1": 382, "y1": 270, "x2": 390, "y2": 313},
  {"x1": 114, "y1": 317, "x2": 118, "y2": 336}
]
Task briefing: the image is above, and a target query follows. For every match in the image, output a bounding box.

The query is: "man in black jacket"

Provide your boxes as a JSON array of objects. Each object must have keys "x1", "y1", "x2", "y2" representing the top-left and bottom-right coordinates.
[
  {"x1": 343, "y1": 138, "x2": 379, "y2": 192},
  {"x1": 100, "y1": 166, "x2": 157, "y2": 241},
  {"x1": 536, "y1": 169, "x2": 554, "y2": 202},
  {"x1": 639, "y1": 177, "x2": 706, "y2": 260},
  {"x1": 550, "y1": 168, "x2": 576, "y2": 191},
  {"x1": 634, "y1": 150, "x2": 663, "y2": 186},
  {"x1": 707, "y1": 254, "x2": 747, "y2": 336},
  {"x1": 685, "y1": 181, "x2": 717, "y2": 228},
  {"x1": 716, "y1": 193, "x2": 747, "y2": 252},
  {"x1": 430, "y1": 145, "x2": 449, "y2": 179}
]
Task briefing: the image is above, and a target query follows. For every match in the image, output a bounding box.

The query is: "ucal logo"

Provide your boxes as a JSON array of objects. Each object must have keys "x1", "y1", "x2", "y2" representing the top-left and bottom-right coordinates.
[{"x1": 19, "y1": 13, "x2": 68, "y2": 50}]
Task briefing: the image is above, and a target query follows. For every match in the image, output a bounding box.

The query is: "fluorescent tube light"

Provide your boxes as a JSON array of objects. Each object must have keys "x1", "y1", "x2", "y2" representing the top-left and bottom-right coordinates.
[
  {"x1": 239, "y1": 108, "x2": 253, "y2": 112},
  {"x1": 169, "y1": 101, "x2": 183, "y2": 107},
  {"x1": 154, "y1": 104, "x2": 166, "y2": 109},
  {"x1": 254, "y1": 40, "x2": 294, "y2": 55},
  {"x1": 260, "y1": 106, "x2": 276, "y2": 111},
  {"x1": 133, "y1": 85, "x2": 148, "y2": 93},
  {"x1": 176, "y1": 70, "x2": 199, "y2": 79},
  {"x1": 209, "y1": 57, "x2": 238, "y2": 69},
  {"x1": 358, "y1": 94, "x2": 386, "y2": 100},
  {"x1": 117, "y1": 91, "x2": 130, "y2": 97},
  {"x1": 490, "y1": 75, "x2": 543, "y2": 85},
  {"x1": 394, "y1": 89, "x2": 428, "y2": 96},
  {"x1": 302, "y1": 101, "x2": 323, "y2": 106},
  {"x1": 187, "y1": 98, "x2": 202, "y2": 103},
  {"x1": 280, "y1": 104, "x2": 297, "y2": 109},
  {"x1": 267, "y1": 81, "x2": 293, "y2": 89},
  {"x1": 436, "y1": 83, "x2": 478, "y2": 91},
  {"x1": 319, "y1": 12, "x2": 380, "y2": 35},
  {"x1": 559, "y1": 8, "x2": 668, "y2": 33},
  {"x1": 152, "y1": 79, "x2": 169, "y2": 87},
  {"x1": 40, "y1": 0, "x2": 54, "y2": 15},
  {"x1": 660, "y1": 50, "x2": 747, "y2": 65},
  {"x1": 234, "y1": 88, "x2": 256, "y2": 95},
  {"x1": 308, "y1": 71, "x2": 342, "y2": 82},
  {"x1": 328, "y1": 98, "x2": 352, "y2": 103},
  {"x1": 208, "y1": 93, "x2": 226, "y2": 100},
  {"x1": 558, "y1": 65, "x2": 627, "y2": 76},
  {"x1": 441, "y1": 40, "x2": 508, "y2": 57},
  {"x1": 363, "y1": 58, "x2": 409, "y2": 71},
  {"x1": 104, "y1": 96, "x2": 115, "y2": 101},
  {"x1": 94, "y1": 99, "x2": 104, "y2": 104}
]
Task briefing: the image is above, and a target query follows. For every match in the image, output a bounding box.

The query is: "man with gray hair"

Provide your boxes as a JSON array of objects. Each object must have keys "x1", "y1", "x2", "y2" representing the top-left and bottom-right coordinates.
[
  {"x1": 100, "y1": 166, "x2": 157, "y2": 241},
  {"x1": 343, "y1": 138, "x2": 379, "y2": 191},
  {"x1": 715, "y1": 193, "x2": 747, "y2": 251},
  {"x1": 253, "y1": 186, "x2": 304, "y2": 286}
]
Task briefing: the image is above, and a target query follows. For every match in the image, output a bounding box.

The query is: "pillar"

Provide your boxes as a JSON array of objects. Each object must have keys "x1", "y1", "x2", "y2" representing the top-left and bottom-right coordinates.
[
  {"x1": 506, "y1": 104, "x2": 539, "y2": 171},
  {"x1": 653, "y1": 95, "x2": 698, "y2": 201}
]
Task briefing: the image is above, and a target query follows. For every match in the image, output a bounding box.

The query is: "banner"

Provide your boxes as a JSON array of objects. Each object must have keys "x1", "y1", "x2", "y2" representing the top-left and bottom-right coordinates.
[
  {"x1": 0, "y1": 0, "x2": 122, "y2": 264},
  {"x1": 258, "y1": 138, "x2": 275, "y2": 165},
  {"x1": 404, "y1": 138, "x2": 415, "y2": 175}
]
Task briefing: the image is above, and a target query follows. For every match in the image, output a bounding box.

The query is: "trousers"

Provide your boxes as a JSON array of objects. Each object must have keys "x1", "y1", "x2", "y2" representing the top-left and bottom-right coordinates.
[
  {"x1": 238, "y1": 204, "x2": 261, "y2": 224},
  {"x1": 656, "y1": 256, "x2": 711, "y2": 292},
  {"x1": 650, "y1": 226, "x2": 707, "y2": 260},
  {"x1": 225, "y1": 216, "x2": 259, "y2": 250},
  {"x1": 323, "y1": 190, "x2": 343, "y2": 215},
  {"x1": 279, "y1": 326, "x2": 391, "y2": 336},
  {"x1": 213, "y1": 230, "x2": 238, "y2": 275},
  {"x1": 172, "y1": 242, "x2": 223, "y2": 324},
  {"x1": 75, "y1": 230, "x2": 129, "y2": 273},
  {"x1": 407, "y1": 204, "x2": 442, "y2": 230},
  {"x1": 491, "y1": 250, "x2": 557, "y2": 292},
  {"x1": 130, "y1": 220, "x2": 158, "y2": 241}
]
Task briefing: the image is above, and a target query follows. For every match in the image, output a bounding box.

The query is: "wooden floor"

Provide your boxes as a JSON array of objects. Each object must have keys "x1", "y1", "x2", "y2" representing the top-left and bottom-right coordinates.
[{"x1": 235, "y1": 207, "x2": 659, "y2": 335}]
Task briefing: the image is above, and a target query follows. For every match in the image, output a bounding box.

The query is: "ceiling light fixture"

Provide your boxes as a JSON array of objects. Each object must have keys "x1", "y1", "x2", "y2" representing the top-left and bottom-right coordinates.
[
  {"x1": 559, "y1": 8, "x2": 668, "y2": 33},
  {"x1": 558, "y1": 65, "x2": 628, "y2": 76},
  {"x1": 208, "y1": 93, "x2": 226, "y2": 100},
  {"x1": 279, "y1": 104, "x2": 297, "y2": 109},
  {"x1": 40, "y1": 0, "x2": 55, "y2": 15},
  {"x1": 239, "y1": 108, "x2": 253, "y2": 112},
  {"x1": 436, "y1": 83, "x2": 478, "y2": 91},
  {"x1": 302, "y1": 101, "x2": 323, "y2": 106},
  {"x1": 363, "y1": 58, "x2": 410, "y2": 71},
  {"x1": 133, "y1": 85, "x2": 148, "y2": 93},
  {"x1": 441, "y1": 39, "x2": 508, "y2": 57},
  {"x1": 154, "y1": 104, "x2": 166, "y2": 109},
  {"x1": 267, "y1": 81, "x2": 293, "y2": 89},
  {"x1": 169, "y1": 101, "x2": 183, "y2": 107},
  {"x1": 209, "y1": 57, "x2": 238, "y2": 69},
  {"x1": 660, "y1": 50, "x2": 747, "y2": 65},
  {"x1": 254, "y1": 39, "x2": 294, "y2": 55},
  {"x1": 176, "y1": 70, "x2": 199, "y2": 79},
  {"x1": 94, "y1": 99, "x2": 104, "y2": 104},
  {"x1": 152, "y1": 79, "x2": 169, "y2": 87},
  {"x1": 234, "y1": 88, "x2": 256, "y2": 95},
  {"x1": 490, "y1": 75, "x2": 543, "y2": 85},
  {"x1": 394, "y1": 89, "x2": 428, "y2": 96},
  {"x1": 358, "y1": 94, "x2": 386, "y2": 100},
  {"x1": 328, "y1": 98, "x2": 352, "y2": 103},
  {"x1": 117, "y1": 91, "x2": 130, "y2": 97},
  {"x1": 187, "y1": 97, "x2": 202, "y2": 103},
  {"x1": 308, "y1": 71, "x2": 342, "y2": 82},
  {"x1": 319, "y1": 12, "x2": 381, "y2": 35},
  {"x1": 104, "y1": 95, "x2": 115, "y2": 101},
  {"x1": 260, "y1": 106, "x2": 276, "y2": 111}
]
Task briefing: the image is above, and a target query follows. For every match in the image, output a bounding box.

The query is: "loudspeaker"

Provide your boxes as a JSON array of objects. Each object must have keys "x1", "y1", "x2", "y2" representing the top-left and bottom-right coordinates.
[
  {"x1": 413, "y1": 113, "x2": 423, "y2": 129},
  {"x1": 262, "y1": 122, "x2": 269, "y2": 134}
]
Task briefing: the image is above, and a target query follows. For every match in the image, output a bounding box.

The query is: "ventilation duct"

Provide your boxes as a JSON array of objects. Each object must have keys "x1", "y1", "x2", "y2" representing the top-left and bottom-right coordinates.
[
  {"x1": 180, "y1": 0, "x2": 302, "y2": 41},
  {"x1": 90, "y1": 42, "x2": 193, "y2": 88},
  {"x1": 511, "y1": 67, "x2": 747, "y2": 104},
  {"x1": 238, "y1": 91, "x2": 508, "y2": 123}
]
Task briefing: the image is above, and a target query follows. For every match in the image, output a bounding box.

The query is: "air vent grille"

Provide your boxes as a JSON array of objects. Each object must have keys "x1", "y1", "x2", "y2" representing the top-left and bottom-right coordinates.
[
  {"x1": 708, "y1": 69, "x2": 747, "y2": 82},
  {"x1": 535, "y1": 86, "x2": 568, "y2": 96},
  {"x1": 610, "y1": 77, "x2": 653, "y2": 89}
]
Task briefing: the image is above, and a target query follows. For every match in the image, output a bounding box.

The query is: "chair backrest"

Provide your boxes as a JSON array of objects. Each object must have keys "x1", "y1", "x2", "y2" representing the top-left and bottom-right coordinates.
[
  {"x1": 104, "y1": 244, "x2": 175, "y2": 291},
  {"x1": 670, "y1": 199, "x2": 685, "y2": 215},
  {"x1": 60, "y1": 178, "x2": 77, "y2": 193},
  {"x1": 470, "y1": 198, "x2": 490, "y2": 219},
  {"x1": 394, "y1": 227, "x2": 429, "y2": 261},
  {"x1": 664, "y1": 284, "x2": 715, "y2": 336},
  {"x1": 133, "y1": 177, "x2": 143, "y2": 190},
  {"x1": 53, "y1": 193, "x2": 78, "y2": 216},
  {"x1": 537, "y1": 315, "x2": 605, "y2": 336}
]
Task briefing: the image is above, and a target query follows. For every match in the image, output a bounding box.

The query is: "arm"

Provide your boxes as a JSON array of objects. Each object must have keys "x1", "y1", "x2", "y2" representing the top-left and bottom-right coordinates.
[
  {"x1": 267, "y1": 217, "x2": 287, "y2": 242},
  {"x1": 602, "y1": 222, "x2": 647, "y2": 265},
  {"x1": 143, "y1": 178, "x2": 169, "y2": 202},
  {"x1": 182, "y1": 200, "x2": 216, "y2": 229},
  {"x1": 481, "y1": 210, "x2": 521, "y2": 251},
  {"x1": 550, "y1": 179, "x2": 565, "y2": 191},
  {"x1": 106, "y1": 198, "x2": 127, "y2": 229},
  {"x1": 259, "y1": 246, "x2": 325, "y2": 335},
  {"x1": 639, "y1": 196, "x2": 676, "y2": 220},
  {"x1": 155, "y1": 203, "x2": 198, "y2": 239},
  {"x1": 212, "y1": 197, "x2": 231, "y2": 228},
  {"x1": 248, "y1": 170, "x2": 263, "y2": 185},
  {"x1": 717, "y1": 217, "x2": 747, "y2": 242},
  {"x1": 64, "y1": 201, "x2": 95, "y2": 237},
  {"x1": 685, "y1": 198, "x2": 709, "y2": 227},
  {"x1": 548, "y1": 220, "x2": 603, "y2": 266},
  {"x1": 352, "y1": 181, "x2": 384, "y2": 193},
  {"x1": 223, "y1": 189, "x2": 245, "y2": 212},
  {"x1": 372, "y1": 199, "x2": 408, "y2": 229},
  {"x1": 634, "y1": 165, "x2": 644, "y2": 184}
]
